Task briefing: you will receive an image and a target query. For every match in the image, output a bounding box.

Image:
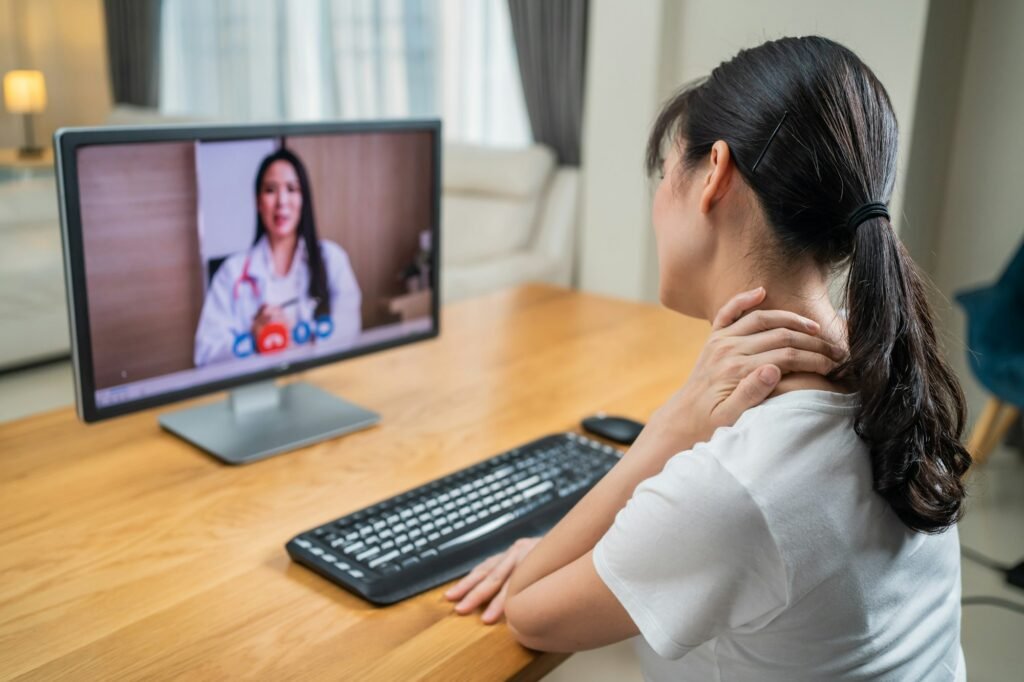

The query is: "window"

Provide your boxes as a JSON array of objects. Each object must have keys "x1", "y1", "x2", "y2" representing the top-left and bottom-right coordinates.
[{"x1": 159, "y1": 0, "x2": 532, "y2": 147}]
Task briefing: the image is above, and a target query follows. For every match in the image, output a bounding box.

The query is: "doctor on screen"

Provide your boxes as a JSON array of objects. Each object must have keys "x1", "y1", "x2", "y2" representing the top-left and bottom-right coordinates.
[{"x1": 194, "y1": 148, "x2": 362, "y2": 367}]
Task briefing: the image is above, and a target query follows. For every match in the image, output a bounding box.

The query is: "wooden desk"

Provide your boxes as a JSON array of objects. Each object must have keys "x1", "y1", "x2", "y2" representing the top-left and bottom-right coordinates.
[{"x1": 0, "y1": 285, "x2": 708, "y2": 680}]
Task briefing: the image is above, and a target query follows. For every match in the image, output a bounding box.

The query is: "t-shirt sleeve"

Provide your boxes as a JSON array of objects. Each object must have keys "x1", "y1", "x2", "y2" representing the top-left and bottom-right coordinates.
[{"x1": 593, "y1": 430, "x2": 789, "y2": 660}]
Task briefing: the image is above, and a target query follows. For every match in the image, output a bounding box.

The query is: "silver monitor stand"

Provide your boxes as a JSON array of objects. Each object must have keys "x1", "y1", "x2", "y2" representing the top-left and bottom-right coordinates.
[{"x1": 158, "y1": 380, "x2": 380, "y2": 464}]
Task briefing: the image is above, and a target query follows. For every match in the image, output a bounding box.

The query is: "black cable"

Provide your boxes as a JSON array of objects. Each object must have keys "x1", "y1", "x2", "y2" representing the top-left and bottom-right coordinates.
[
  {"x1": 961, "y1": 596, "x2": 1024, "y2": 616},
  {"x1": 961, "y1": 545, "x2": 1011, "y2": 572}
]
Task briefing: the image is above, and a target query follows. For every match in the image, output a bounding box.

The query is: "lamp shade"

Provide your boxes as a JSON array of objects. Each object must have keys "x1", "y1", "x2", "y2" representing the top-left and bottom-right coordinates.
[{"x1": 4, "y1": 70, "x2": 48, "y2": 113}]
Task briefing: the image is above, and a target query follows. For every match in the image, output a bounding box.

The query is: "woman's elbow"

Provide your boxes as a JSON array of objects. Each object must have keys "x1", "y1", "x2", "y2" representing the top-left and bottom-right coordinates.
[{"x1": 505, "y1": 593, "x2": 559, "y2": 652}]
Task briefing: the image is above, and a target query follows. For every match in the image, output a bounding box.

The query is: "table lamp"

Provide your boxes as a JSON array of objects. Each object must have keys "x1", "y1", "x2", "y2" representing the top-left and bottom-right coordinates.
[{"x1": 3, "y1": 69, "x2": 48, "y2": 157}]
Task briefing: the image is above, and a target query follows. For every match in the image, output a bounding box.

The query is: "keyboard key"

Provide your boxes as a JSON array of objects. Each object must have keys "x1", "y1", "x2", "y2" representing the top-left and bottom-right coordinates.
[
  {"x1": 356, "y1": 547, "x2": 380, "y2": 562},
  {"x1": 368, "y1": 550, "x2": 401, "y2": 568}
]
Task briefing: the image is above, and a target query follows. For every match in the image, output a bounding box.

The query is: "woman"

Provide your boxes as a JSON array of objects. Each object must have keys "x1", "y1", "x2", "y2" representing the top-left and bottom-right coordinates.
[
  {"x1": 194, "y1": 148, "x2": 362, "y2": 366},
  {"x1": 446, "y1": 37, "x2": 969, "y2": 679}
]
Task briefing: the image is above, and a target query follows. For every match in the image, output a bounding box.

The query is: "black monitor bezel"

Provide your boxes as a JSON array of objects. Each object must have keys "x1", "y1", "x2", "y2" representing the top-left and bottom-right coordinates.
[{"x1": 55, "y1": 119, "x2": 442, "y2": 423}]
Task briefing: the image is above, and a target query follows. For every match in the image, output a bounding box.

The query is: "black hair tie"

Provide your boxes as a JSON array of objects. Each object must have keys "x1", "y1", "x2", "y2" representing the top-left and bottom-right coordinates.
[{"x1": 847, "y1": 201, "x2": 890, "y2": 230}]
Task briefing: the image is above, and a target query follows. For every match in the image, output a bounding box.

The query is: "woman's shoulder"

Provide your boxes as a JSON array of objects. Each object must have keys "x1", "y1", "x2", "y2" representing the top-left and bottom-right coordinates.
[
  {"x1": 691, "y1": 389, "x2": 864, "y2": 486},
  {"x1": 212, "y1": 249, "x2": 252, "y2": 281},
  {"x1": 317, "y1": 239, "x2": 353, "y2": 268}
]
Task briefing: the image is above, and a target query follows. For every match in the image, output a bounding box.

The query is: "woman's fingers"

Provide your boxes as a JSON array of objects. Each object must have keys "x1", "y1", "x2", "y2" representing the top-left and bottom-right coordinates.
[
  {"x1": 735, "y1": 327, "x2": 845, "y2": 361},
  {"x1": 714, "y1": 365, "x2": 781, "y2": 424},
  {"x1": 481, "y1": 580, "x2": 511, "y2": 624},
  {"x1": 711, "y1": 287, "x2": 767, "y2": 331},
  {"x1": 720, "y1": 308, "x2": 821, "y2": 337},
  {"x1": 454, "y1": 547, "x2": 519, "y2": 614},
  {"x1": 752, "y1": 347, "x2": 838, "y2": 377},
  {"x1": 444, "y1": 552, "x2": 504, "y2": 602}
]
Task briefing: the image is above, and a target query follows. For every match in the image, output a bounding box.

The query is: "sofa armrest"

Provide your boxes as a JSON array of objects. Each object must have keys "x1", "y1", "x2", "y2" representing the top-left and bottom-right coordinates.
[{"x1": 528, "y1": 167, "x2": 579, "y2": 286}]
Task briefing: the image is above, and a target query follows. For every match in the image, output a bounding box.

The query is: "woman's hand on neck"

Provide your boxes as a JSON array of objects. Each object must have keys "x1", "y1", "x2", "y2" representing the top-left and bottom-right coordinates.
[
  {"x1": 267, "y1": 233, "x2": 299, "y2": 277},
  {"x1": 706, "y1": 259, "x2": 851, "y2": 396}
]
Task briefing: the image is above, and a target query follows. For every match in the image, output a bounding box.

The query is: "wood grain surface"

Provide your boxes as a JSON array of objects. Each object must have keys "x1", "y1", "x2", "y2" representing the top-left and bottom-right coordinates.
[{"x1": 0, "y1": 285, "x2": 710, "y2": 681}]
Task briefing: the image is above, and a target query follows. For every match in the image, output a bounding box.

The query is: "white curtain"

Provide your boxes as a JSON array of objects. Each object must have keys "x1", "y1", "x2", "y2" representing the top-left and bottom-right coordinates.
[{"x1": 159, "y1": 0, "x2": 531, "y2": 147}]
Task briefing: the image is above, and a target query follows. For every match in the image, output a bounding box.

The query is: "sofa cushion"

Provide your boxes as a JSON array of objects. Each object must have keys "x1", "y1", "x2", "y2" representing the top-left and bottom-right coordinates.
[
  {"x1": 443, "y1": 143, "x2": 555, "y2": 199},
  {"x1": 442, "y1": 144, "x2": 555, "y2": 265},
  {"x1": 443, "y1": 193, "x2": 540, "y2": 265},
  {"x1": 0, "y1": 176, "x2": 58, "y2": 225}
]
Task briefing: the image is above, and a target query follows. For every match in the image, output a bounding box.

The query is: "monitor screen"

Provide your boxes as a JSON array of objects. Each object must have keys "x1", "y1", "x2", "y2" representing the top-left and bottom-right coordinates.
[{"x1": 57, "y1": 121, "x2": 440, "y2": 421}]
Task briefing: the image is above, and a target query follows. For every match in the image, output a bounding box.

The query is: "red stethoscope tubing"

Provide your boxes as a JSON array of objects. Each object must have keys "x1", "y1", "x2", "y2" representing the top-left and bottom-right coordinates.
[{"x1": 232, "y1": 256, "x2": 260, "y2": 301}]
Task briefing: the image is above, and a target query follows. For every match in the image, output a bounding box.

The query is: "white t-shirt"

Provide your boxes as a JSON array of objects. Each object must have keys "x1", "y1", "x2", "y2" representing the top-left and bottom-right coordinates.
[{"x1": 593, "y1": 390, "x2": 964, "y2": 681}]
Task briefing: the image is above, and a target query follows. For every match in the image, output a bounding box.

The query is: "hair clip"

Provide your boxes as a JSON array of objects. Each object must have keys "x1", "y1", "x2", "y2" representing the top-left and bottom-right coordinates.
[{"x1": 751, "y1": 110, "x2": 788, "y2": 173}]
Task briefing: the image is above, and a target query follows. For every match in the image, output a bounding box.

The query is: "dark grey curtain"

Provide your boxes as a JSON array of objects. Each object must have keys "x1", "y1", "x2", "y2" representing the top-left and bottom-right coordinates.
[
  {"x1": 103, "y1": 0, "x2": 163, "y2": 107},
  {"x1": 507, "y1": 0, "x2": 588, "y2": 166}
]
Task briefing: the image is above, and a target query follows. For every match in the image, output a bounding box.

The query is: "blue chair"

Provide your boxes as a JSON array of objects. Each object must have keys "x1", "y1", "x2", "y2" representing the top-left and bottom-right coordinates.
[{"x1": 956, "y1": 238, "x2": 1024, "y2": 466}]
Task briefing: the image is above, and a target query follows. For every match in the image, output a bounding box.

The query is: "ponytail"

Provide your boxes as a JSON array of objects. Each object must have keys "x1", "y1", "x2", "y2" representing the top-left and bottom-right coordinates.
[{"x1": 840, "y1": 218, "x2": 971, "y2": 533}]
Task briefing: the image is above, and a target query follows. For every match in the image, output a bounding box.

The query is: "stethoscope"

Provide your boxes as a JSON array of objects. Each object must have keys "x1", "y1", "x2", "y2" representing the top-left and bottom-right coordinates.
[{"x1": 232, "y1": 256, "x2": 260, "y2": 301}]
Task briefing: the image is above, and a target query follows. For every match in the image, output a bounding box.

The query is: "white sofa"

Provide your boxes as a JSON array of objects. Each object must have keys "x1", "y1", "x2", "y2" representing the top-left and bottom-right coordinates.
[
  {"x1": 0, "y1": 175, "x2": 70, "y2": 370},
  {"x1": 441, "y1": 143, "x2": 578, "y2": 302},
  {"x1": 0, "y1": 127, "x2": 578, "y2": 370}
]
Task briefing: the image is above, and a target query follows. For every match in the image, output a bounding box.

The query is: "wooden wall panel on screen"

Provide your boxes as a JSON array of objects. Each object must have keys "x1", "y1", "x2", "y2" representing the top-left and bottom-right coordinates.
[
  {"x1": 78, "y1": 142, "x2": 203, "y2": 389},
  {"x1": 286, "y1": 132, "x2": 434, "y2": 329}
]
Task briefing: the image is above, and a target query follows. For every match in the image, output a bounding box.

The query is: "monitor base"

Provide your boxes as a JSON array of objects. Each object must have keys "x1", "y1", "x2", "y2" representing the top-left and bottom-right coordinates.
[{"x1": 159, "y1": 380, "x2": 379, "y2": 464}]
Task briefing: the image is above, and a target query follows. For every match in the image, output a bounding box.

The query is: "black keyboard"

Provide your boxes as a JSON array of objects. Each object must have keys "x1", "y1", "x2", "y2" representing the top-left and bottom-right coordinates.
[{"x1": 286, "y1": 432, "x2": 623, "y2": 604}]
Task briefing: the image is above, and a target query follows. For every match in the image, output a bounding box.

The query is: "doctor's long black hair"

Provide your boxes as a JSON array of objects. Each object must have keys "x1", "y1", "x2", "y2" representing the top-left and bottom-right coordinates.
[
  {"x1": 647, "y1": 36, "x2": 970, "y2": 533},
  {"x1": 253, "y1": 147, "x2": 331, "y2": 318}
]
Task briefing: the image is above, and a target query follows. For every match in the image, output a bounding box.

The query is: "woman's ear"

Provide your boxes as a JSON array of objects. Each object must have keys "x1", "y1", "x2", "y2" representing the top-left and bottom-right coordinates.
[{"x1": 699, "y1": 140, "x2": 734, "y2": 215}]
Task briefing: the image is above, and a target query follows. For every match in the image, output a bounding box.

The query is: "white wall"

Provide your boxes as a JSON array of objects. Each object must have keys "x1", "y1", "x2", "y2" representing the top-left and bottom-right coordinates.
[
  {"x1": 578, "y1": 0, "x2": 931, "y2": 302},
  {"x1": 0, "y1": 0, "x2": 111, "y2": 149},
  {"x1": 576, "y1": 0, "x2": 666, "y2": 301},
  {"x1": 927, "y1": 0, "x2": 1024, "y2": 420}
]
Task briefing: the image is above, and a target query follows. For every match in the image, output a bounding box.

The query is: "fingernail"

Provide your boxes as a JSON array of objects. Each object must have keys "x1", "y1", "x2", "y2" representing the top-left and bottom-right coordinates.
[
  {"x1": 759, "y1": 366, "x2": 780, "y2": 385},
  {"x1": 804, "y1": 319, "x2": 820, "y2": 332}
]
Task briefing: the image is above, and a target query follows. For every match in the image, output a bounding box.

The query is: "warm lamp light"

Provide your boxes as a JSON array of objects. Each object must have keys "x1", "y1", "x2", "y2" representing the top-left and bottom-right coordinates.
[{"x1": 3, "y1": 70, "x2": 48, "y2": 157}]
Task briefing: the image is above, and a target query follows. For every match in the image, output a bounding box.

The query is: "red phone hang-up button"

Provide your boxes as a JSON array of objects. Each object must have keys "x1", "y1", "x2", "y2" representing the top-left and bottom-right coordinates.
[{"x1": 256, "y1": 322, "x2": 290, "y2": 354}]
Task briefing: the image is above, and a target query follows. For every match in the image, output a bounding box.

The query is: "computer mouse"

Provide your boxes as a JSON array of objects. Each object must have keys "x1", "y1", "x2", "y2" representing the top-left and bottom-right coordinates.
[{"x1": 581, "y1": 413, "x2": 645, "y2": 445}]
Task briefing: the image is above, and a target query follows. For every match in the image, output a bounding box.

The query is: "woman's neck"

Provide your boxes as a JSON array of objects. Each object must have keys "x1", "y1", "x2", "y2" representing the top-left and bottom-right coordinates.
[
  {"x1": 708, "y1": 262, "x2": 852, "y2": 395},
  {"x1": 267, "y1": 233, "x2": 298, "y2": 277}
]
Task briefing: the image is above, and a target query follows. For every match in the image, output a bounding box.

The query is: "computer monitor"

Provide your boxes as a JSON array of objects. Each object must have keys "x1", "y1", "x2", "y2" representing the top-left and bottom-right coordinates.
[{"x1": 55, "y1": 120, "x2": 441, "y2": 464}]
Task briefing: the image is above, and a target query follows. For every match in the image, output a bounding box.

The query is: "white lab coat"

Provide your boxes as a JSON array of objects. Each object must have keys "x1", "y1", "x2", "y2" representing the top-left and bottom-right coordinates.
[{"x1": 194, "y1": 235, "x2": 362, "y2": 366}]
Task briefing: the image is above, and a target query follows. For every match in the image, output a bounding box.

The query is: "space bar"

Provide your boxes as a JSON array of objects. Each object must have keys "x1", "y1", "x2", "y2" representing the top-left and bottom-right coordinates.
[{"x1": 437, "y1": 513, "x2": 517, "y2": 551}]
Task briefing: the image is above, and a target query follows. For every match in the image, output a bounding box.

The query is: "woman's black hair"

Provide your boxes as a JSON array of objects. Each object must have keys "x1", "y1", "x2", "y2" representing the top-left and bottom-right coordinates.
[
  {"x1": 253, "y1": 147, "x2": 330, "y2": 318},
  {"x1": 647, "y1": 36, "x2": 970, "y2": 533}
]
